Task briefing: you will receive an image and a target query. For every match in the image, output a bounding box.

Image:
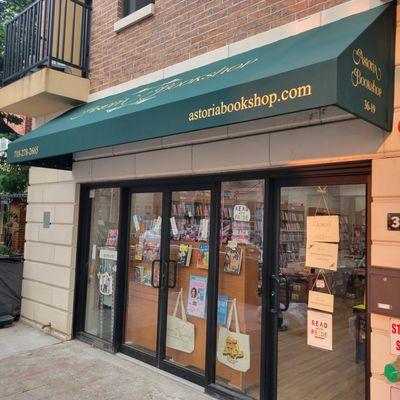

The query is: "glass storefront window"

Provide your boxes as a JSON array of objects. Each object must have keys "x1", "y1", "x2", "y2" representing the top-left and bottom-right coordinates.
[
  {"x1": 84, "y1": 188, "x2": 120, "y2": 342},
  {"x1": 215, "y1": 180, "x2": 264, "y2": 399},
  {"x1": 278, "y1": 185, "x2": 366, "y2": 400}
]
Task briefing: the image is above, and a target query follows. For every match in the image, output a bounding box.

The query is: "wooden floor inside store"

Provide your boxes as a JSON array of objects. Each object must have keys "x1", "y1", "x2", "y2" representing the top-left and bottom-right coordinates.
[{"x1": 278, "y1": 299, "x2": 365, "y2": 400}]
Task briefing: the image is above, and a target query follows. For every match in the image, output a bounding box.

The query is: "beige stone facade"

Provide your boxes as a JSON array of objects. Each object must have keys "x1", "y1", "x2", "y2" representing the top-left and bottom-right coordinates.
[{"x1": 18, "y1": 0, "x2": 400, "y2": 398}]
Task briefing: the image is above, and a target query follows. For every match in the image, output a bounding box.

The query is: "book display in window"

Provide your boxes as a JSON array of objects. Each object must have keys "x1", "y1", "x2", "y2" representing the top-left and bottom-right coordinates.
[
  {"x1": 224, "y1": 242, "x2": 243, "y2": 275},
  {"x1": 196, "y1": 244, "x2": 209, "y2": 269}
]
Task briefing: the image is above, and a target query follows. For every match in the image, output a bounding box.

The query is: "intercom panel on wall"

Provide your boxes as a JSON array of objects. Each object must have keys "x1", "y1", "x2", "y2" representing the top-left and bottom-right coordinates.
[{"x1": 369, "y1": 267, "x2": 400, "y2": 317}]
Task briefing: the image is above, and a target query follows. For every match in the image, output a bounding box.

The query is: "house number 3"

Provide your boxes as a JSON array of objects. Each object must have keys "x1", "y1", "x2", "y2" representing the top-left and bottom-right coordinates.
[{"x1": 388, "y1": 214, "x2": 400, "y2": 231}]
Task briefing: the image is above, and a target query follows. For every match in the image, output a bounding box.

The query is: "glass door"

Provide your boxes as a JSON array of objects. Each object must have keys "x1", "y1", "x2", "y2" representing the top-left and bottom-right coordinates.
[
  {"x1": 84, "y1": 188, "x2": 120, "y2": 343},
  {"x1": 121, "y1": 186, "x2": 216, "y2": 384},
  {"x1": 275, "y1": 183, "x2": 367, "y2": 400},
  {"x1": 162, "y1": 189, "x2": 212, "y2": 377},
  {"x1": 123, "y1": 191, "x2": 163, "y2": 358}
]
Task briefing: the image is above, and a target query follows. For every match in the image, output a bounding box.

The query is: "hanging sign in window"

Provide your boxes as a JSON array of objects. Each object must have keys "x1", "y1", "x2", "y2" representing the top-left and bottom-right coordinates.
[
  {"x1": 99, "y1": 248, "x2": 118, "y2": 261},
  {"x1": 307, "y1": 310, "x2": 333, "y2": 351},
  {"x1": 305, "y1": 242, "x2": 338, "y2": 271},
  {"x1": 234, "y1": 205, "x2": 251, "y2": 222},
  {"x1": 306, "y1": 215, "x2": 339, "y2": 243}
]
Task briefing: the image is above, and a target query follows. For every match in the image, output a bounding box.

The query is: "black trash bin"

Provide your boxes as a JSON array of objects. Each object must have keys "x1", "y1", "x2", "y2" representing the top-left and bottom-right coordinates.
[{"x1": 0, "y1": 256, "x2": 23, "y2": 325}]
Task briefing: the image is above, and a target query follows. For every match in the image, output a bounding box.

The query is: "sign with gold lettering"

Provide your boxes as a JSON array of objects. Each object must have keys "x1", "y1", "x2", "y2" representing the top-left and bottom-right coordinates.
[
  {"x1": 337, "y1": 4, "x2": 394, "y2": 131},
  {"x1": 7, "y1": 4, "x2": 395, "y2": 168}
]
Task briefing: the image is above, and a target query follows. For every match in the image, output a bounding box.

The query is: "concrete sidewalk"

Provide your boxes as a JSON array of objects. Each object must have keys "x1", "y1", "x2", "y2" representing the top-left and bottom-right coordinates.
[{"x1": 0, "y1": 322, "x2": 211, "y2": 400}]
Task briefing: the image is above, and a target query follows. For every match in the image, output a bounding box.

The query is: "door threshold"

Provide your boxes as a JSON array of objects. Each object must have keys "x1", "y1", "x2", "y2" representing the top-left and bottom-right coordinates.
[{"x1": 116, "y1": 352, "x2": 213, "y2": 398}]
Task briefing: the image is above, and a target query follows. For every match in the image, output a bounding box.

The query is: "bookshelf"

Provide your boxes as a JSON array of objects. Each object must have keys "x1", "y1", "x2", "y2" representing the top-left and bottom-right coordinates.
[{"x1": 279, "y1": 204, "x2": 305, "y2": 268}]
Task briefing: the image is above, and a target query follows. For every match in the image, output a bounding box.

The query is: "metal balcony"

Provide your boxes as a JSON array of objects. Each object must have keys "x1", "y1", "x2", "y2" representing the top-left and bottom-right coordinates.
[{"x1": 3, "y1": 0, "x2": 91, "y2": 86}]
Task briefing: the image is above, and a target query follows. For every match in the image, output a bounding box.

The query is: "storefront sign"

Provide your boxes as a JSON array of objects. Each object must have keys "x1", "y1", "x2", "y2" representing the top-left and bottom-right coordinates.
[
  {"x1": 308, "y1": 291, "x2": 334, "y2": 314},
  {"x1": 388, "y1": 213, "x2": 400, "y2": 231},
  {"x1": 305, "y1": 241, "x2": 338, "y2": 271},
  {"x1": 307, "y1": 216, "x2": 339, "y2": 243},
  {"x1": 307, "y1": 310, "x2": 333, "y2": 351},
  {"x1": 390, "y1": 318, "x2": 400, "y2": 355},
  {"x1": 7, "y1": 4, "x2": 395, "y2": 168}
]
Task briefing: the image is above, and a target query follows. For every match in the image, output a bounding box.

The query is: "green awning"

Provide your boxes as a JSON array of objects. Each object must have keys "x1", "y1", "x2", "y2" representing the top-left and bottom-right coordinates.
[{"x1": 7, "y1": 3, "x2": 395, "y2": 169}]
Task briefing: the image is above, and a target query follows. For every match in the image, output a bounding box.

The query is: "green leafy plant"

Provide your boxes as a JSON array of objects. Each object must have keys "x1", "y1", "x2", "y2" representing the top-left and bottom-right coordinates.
[
  {"x1": 0, "y1": 1, "x2": 33, "y2": 254},
  {"x1": 0, "y1": 0, "x2": 36, "y2": 83}
]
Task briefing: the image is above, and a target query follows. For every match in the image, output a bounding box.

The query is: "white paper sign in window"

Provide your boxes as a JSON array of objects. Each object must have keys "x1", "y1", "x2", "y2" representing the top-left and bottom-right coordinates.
[
  {"x1": 307, "y1": 310, "x2": 333, "y2": 351},
  {"x1": 234, "y1": 205, "x2": 251, "y2": 222},
  {"x1": 306, "y1": 215, "x2": 339, "y2": 243}
]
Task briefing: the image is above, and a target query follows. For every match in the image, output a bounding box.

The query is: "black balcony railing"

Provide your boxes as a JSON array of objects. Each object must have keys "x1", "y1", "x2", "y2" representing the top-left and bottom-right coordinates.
[{"x1": 3, "y1": 0, "x2": 91, "y2": 85}]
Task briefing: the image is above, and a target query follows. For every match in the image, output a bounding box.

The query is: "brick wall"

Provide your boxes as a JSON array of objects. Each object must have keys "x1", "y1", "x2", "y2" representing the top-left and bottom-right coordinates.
[
  {"x1": 90, "y1": 0, "x2": 351, "y2": 93},
  {"x1": 6, "y1": 116, "x2": 32, "y2": 136}
]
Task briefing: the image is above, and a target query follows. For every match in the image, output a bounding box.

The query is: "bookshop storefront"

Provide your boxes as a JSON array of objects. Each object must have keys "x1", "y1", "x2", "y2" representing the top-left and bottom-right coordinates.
[
  {"x1": 6, "y1": 4, "x2": 395, "y2": 400},
  {"x1": 72, "y1": 168, "x2": 370, "y2": 400}
]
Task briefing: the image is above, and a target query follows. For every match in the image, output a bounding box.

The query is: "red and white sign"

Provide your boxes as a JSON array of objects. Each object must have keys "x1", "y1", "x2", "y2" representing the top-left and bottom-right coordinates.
[
  {"x1": 390, "y1": 318, "x2": 400, "y2": 355},
  {"x1": 307, "y1": 310, "x2": 333, "y2": 351}
]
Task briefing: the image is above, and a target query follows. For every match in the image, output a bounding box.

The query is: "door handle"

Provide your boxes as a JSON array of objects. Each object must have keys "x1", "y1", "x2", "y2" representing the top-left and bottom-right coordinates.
[
  {"x1": 168, "y1": 260, "x2": 178, "y2": 289},
  {"x1": 280, "y1": 275, "x2": 291, "y2": 312},
  {"x1": 151, "y1": 259, "x2": 161, "y2": 288},
  {"x1": 270, "y1": 274, "x2": 291, "y2": 313}
]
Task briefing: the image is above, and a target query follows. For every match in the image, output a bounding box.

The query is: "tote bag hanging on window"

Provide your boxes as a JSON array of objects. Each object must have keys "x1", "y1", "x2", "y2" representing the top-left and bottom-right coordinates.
[
  {"x1": 166, "y1": 288, "x2": 195, "y2": 354},
  {"x1": 217, "y1": 298, "x2": 250, "y2": 372}
]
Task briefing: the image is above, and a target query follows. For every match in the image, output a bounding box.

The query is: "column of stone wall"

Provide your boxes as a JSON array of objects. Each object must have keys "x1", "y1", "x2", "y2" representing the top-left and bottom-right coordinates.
[
  {"x1": 21, "y1": 167, "x2": 78, "y2": 340},
  {"x1": 370, "y1": 6, "x2": 400, "y2": 398}
]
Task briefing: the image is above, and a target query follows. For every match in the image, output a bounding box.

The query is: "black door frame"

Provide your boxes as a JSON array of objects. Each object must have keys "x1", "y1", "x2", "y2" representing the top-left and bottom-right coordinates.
[{"x1": 73, "y1": 161, "x2": 371, "y2": 400}]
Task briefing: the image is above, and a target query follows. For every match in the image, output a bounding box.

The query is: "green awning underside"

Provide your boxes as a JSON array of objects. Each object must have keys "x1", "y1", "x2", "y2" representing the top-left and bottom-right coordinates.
[{"x1": 7, "y1": 3, "x2": 395, "y2": 169}]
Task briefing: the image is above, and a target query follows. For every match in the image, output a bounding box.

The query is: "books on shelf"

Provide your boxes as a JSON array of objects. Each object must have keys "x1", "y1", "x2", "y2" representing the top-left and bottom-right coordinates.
[
  {"x1": 171, "y1": 201, "x2": 210, "y2": 218},
  {"x1": 281, "y1": 221, "x2": 303, "y2": 231},
  {"x1": 280, "y1": 210, "x2": 304, "y2": 222},
  {"x1": 231, "y1": 221, "x2": 250, "y2": 244}
]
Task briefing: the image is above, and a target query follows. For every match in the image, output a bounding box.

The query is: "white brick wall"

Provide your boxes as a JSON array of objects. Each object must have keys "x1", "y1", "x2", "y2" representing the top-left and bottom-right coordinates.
[{"x1": 21, "y1": 167, "x2": 78, "y2": 340}]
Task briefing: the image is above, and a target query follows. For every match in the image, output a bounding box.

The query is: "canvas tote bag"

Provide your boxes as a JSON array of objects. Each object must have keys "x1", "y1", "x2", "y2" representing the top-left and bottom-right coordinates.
[
  {"x1": 166, "y1": 288, "x2": 195, "y2": 354},
  {"x1": 217, "y1": 298, "x2": 250, "y2": 372}
]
